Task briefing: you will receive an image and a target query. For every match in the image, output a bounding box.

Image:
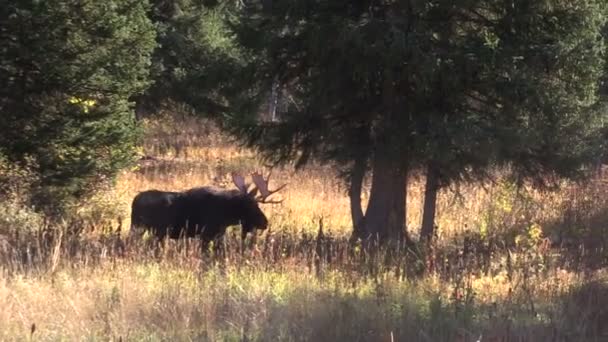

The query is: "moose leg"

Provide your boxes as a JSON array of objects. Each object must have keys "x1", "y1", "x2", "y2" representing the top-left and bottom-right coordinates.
[
  {"x1": 147, "y1": 227, "x2": 163, "y2": 256},
  {"x1": 213, "y1": 227, "x2": 228, "y2": 258},
  {"x1": 200, "y1": 225, "x2": 227, "y2": 257},
  {"x1": 200, "y1": 238, "x2": 211, "y2": 257},
  {"x1": 240, "y1": 230, "x2": 248, "y2": 256},
  {"x1": 128, "y1": 224, "x2": 145, "y2": 241},
  {"x1": 153, "y1": 236, "x2": 165, "y2": 259},
  {"x1": 215, "y1": 236, "x2": 226, "y2": 259},
  {"x1": 240, "y1": 230, "x2": 258, "y2": 256}
]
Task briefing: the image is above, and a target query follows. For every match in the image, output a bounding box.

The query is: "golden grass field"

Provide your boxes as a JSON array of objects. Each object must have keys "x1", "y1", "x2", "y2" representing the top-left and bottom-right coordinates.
[{"x1": 1, "y1": 116, "x2": 608, "y2": 341}]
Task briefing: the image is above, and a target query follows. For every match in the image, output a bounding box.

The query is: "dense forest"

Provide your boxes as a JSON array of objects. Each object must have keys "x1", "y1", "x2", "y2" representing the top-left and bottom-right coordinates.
[{"x1": 1, "y1": 1, "x2": 608, "y2": 340}]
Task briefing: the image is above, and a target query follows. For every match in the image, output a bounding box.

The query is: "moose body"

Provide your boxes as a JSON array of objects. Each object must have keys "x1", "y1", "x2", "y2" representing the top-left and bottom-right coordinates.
[
  {"x1": 129, "y1": 172, "x2": 284, "y2": 250},
  {"x1": 130, "y1": 190, "x2": 185, "y2": 240}
]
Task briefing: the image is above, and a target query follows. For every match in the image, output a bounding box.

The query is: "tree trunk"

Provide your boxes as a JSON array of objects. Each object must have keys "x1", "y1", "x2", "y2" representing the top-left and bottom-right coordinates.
[
  {"x1": 361, "y1": 152, "x2": 408, "y2": 244},
  {"x1": 354, "y1": 64, "x2": 410, "y2": 245},
  {"x1": 262, "y1": 0, "x2": 272, "y2": 12},
  {"x1": 420, "y1": 162, "x2": 440, "y2": 243},
  {"x1": 349, "y1": 154, "x2": 366, "y2": 238}
]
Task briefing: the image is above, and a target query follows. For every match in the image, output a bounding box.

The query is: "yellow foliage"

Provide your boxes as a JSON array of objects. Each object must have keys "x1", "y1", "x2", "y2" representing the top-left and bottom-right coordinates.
[{"x1": 68, "y1": 96, "x2": 97, "y2": 113}]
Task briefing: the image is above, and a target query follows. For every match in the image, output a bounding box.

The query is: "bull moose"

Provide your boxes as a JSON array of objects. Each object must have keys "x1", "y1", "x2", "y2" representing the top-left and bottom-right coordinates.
[{"x1": 129, "y1": 171, "x2": 285, "y2": 250}]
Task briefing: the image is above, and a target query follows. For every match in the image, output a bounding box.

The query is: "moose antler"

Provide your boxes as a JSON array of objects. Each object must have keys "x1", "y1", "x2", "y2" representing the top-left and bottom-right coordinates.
[
  {"x1": 231, "y1": 172, "x2": 249, "y2": 194},
  {"x1": 251, "y1": 170, "x2": 287, "y2": 203},
  {"x1": 231, "y1": 172, "x2": 260, "y2": 197}
]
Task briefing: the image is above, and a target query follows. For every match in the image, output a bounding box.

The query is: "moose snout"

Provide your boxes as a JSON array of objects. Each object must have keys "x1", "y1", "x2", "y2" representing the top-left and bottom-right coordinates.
[{"x1": 257, "y1": 216, "x2": 269, "y2": 230}]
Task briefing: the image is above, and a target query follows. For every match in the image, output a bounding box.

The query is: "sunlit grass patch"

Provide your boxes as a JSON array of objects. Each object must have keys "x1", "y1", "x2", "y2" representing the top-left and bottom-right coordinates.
[
  {"x1": 1, "y1": 256, "x2": 604, "y2": 341},
  {"x1": 107, "y1": 117, "x2": 608, "y2": 245},
  {"x1": 3, "y1": 116, "x2": 608, "y2": 341}
]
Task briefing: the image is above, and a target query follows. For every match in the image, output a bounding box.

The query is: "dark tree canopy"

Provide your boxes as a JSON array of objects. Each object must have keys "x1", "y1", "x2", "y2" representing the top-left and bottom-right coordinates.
[
  {"x1": 136, "y1": 0, "x2": 255, "y2": 118},
  {"x1": 0, "y1": 0, "x2": 156, "y2": 211},
  {"x1": 4, "y1": 0, "x2": 604, "y2": 241},
  {"x1": 222, "y1": 0, "x2": 608, "y2": 243}
]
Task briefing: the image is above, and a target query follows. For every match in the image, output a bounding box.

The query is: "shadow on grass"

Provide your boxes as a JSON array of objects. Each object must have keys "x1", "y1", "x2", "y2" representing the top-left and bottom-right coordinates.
[
  {"x1": 557, "y1": 277, "x2": 608, "y2": 340},
  {"x1": 538, "y1": 179, "x2": 608, "y2": 272},
  {"x1": 113, "y1": 269, "x2": 608, "y2": 342}
]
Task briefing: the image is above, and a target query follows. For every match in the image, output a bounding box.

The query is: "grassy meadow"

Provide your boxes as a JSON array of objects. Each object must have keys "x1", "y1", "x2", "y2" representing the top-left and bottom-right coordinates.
[{"x1": 1, "y1": 116, "x2": 608, "y2": 341}]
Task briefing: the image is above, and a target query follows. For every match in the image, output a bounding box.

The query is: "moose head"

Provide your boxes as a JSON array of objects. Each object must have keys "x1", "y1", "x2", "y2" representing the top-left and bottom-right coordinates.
[{"x1": 230, "y1": 170, "x2": 287, "y2": 235}]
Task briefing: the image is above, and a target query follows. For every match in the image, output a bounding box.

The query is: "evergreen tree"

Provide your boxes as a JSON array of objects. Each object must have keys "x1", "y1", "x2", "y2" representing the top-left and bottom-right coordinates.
[
  {"x1": 136, "y1": 0, "x2": 252, "y2": 118},
  {"x1": 225, "y1": 0, "x2": 607, "y2": 244},
  {"x1": 0, "y1": 0, "x2": 156, "y2": 212},
  {"x1": 418, "y1": 2, "x2": 608, "y2": 241}
]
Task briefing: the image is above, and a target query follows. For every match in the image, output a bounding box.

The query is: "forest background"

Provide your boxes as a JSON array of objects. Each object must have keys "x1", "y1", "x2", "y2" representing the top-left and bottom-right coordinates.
[{"x1": 1, "y1": 1, "x2": 608, "y2": 340}]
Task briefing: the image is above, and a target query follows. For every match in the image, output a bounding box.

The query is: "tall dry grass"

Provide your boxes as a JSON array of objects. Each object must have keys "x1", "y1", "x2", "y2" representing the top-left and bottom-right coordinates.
[{"x1": 1, "y1": 116, "x2": 608, "y2": 341}]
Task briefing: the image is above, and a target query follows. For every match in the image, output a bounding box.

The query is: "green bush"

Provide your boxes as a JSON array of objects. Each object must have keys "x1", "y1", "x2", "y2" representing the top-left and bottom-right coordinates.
[
  {"x1": 0, "y1": 0, "x2": 157, "y2": 213},
  {"x1": 0, "y1": 155, "x2": 44, "y2": 236}
]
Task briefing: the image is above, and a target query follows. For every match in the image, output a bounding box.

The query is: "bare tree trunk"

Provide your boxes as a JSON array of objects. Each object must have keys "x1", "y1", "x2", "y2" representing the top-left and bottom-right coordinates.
[
  {"x1": 353, "y1": 64, "x2": 411, "y2": 246},
  {"x1": 134, "y1": 100, "x2": 146, "y2": 121},
  {"x1": 420, "y1": 162, "x2": 440, "y2": 242},
  {"x1": 268, "y1": 76, "x2": 279, "y2": 122},
  {"x1": 349, "y1": 154, "x2": 366, "y2": 238},
  {"x1": 361, "y1": 152, "x2": 408, "y2": 244}
]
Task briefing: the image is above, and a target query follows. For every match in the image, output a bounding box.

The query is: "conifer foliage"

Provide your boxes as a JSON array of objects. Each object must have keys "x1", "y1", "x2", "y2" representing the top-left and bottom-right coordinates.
[
  {"x1": 226, "y1": 1, "x2": 608, "y2": 243},
  {"x1": 0, "y1": 0, "x2": 156, "y2": 210}
]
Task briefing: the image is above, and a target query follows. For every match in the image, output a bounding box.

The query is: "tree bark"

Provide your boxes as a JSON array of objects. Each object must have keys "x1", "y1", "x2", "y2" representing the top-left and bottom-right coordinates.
[
  {"x1": 349, "y1": 153, "x2": 366, "y2": 238},
  {"x1": 353, "y1": 63, "x2": 410, "y2": 245},
  {"x1": 420, "y1": 161, "x2": 440, "y2": 243},
  {"x1": 361, "y1": 151, "x2": 408, "y2": 244}
]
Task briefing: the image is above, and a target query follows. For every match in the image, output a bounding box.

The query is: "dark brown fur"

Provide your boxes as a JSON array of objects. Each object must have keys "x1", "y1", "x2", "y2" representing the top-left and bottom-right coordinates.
[{"x1": 130, "y1": 186, "x2": 268, "y2": 246}]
